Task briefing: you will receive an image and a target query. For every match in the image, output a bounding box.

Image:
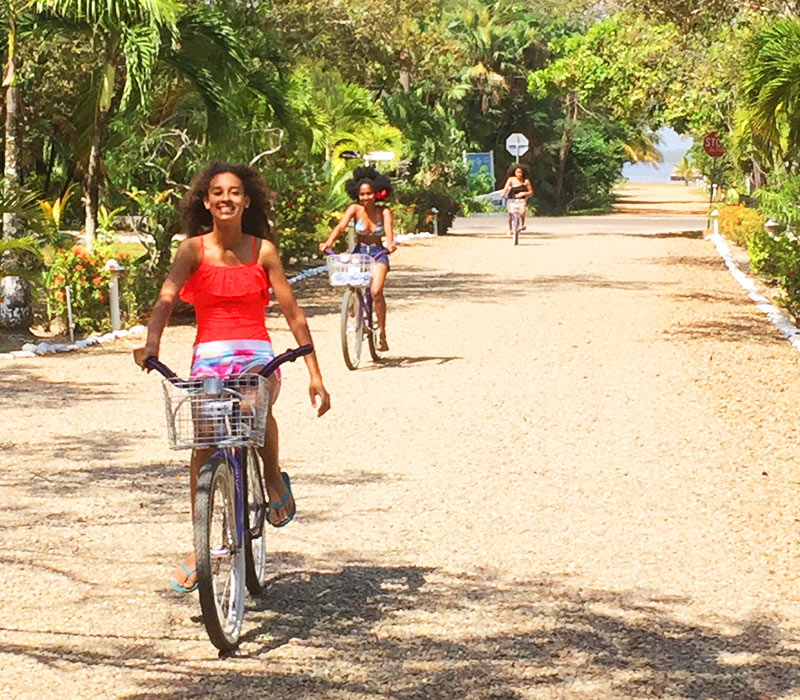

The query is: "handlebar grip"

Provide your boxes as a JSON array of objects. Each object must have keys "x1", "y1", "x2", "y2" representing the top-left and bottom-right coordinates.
[
  {"x1": 145, "y1": 356, "x2": 178, "y2": 380},
  {"x1": 257, "y1": 344, "x2": 314, "y2": 377}
]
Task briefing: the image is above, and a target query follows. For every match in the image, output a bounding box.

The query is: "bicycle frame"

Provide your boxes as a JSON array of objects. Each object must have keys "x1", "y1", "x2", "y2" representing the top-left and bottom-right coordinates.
[
  {"x1": 357, "y1": 286, "x2": 376, "y2": 333},
  {"x1": 145, "y1": 344, "x2": 312, "y2": 551}
]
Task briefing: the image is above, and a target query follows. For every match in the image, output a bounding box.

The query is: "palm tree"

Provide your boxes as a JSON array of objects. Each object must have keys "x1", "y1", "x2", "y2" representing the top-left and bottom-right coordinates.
[
  {"x1": 743, "y1": 18, "x2": 800, "y2": 157},
  {"x1": 449, "y1": 4, "x2": 536, "y2": 115},
  {"x1": 40, "y1": 0, "x2": 183, "y2": 249},
  {"x1": 673, "y1": 155, "x2": 697, "y2": 185},
  {"x1": 0, "y1": 1, "x2": 48, "y2": 328}
]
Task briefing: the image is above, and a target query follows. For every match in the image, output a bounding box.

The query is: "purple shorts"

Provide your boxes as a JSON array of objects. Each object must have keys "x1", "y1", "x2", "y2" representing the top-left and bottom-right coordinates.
[{"x1": 354, "y1": 243, "x2": 390, "y2": 270}]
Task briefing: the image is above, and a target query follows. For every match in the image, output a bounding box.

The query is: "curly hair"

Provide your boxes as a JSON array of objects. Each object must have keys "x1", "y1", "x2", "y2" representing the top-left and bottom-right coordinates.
[
  {"x1": 179, "y1": 161, "x2": 275, "y2": 242},
  {"x1": 344, "y1": 165, "x2": 393, "y2": 202},
  {"x1": 506, "y1": 163, "x2": 530, "y2": 180}
]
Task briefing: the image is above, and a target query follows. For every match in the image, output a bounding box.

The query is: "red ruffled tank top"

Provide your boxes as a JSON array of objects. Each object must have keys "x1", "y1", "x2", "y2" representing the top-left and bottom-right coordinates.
[{"x1": 179, "y1": 235, "x2": 271, "y2": 345}]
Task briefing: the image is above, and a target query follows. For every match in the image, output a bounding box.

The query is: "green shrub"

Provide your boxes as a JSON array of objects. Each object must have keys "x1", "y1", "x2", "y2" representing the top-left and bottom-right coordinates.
[
  {"x1": 119, "y1": 252, "x2": 161, "y2": 324},
  {"x1": 396, "y1": 183, "x2": 461, "y2": 234},
  {"x1": 267, "y1": 158, "x2": 349, "y2": 262},
  {"x1": 43, "y1": 246, "x2": 113, "y2": 334},
  {"x1": 755, "y1": 173, "x2": 800, "y2": 230},
  {"x1": 392, "y1": 203, "x2": 418, "y2": 235},
  {"x1": 717, "y1": 204, "x2": 765, "y2": 246},
  {"x1": 747, "y1": 229, "x2": 800, "y2": 317}
]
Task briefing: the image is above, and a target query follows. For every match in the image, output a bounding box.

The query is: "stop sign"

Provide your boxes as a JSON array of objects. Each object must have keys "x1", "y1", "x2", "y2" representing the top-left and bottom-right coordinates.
[
  {"x1": 703, "y1": 132, "x2": 725, "y2": 158},
  {"x1": 505, "y1": 132, "x2": 529, "y2": 158}
]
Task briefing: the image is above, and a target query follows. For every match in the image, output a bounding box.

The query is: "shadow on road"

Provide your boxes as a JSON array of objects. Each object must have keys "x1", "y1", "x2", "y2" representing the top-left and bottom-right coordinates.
[
  {"x1": 664, "y1": 315, "x2": 786, "y2": 346},
  {"x1": 362, "y1": 355, "x2": 464, "y2": 370},
  {"x1": 0, "y1": 365, "x2": 122, "y2": 407},
  {"x1": 6, "y1": 563, "x2": 798, "y2": 699}
]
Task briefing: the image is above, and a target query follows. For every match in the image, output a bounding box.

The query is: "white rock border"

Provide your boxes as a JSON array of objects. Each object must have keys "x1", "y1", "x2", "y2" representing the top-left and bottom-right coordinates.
[
  {"x1": 2, "y1": 234, "x2": 437, "y2": 360},
  {"x1": 708, "y1": 232, "x2": 800, "y2": 350}
]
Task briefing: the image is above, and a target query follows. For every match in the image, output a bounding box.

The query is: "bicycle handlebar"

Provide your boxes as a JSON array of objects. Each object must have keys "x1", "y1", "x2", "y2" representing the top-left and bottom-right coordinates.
[{"x1": 144, "y1": 344, "x2": 313, "y2": 381}]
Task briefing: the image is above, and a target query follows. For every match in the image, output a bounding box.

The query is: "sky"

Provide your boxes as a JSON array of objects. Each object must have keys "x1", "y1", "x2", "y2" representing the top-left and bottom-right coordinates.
[{"x1": 621, "y1": 127, "x2": 693, "y2": 183}]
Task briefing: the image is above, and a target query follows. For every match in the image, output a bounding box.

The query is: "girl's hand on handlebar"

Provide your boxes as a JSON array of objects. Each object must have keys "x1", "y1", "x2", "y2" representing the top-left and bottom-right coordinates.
[
  {"x1": 309, "y1": 377, "x2": 331, "y2": 417},
  {"x1": 386, "y1": 243, "x2": 398, "y2": 254},
  {"x1": 133, "y1": 345, "x2": 158, "y2": 370},
  {"x1": 319, "y1": 241, "x2": 331, "y2": 253}
]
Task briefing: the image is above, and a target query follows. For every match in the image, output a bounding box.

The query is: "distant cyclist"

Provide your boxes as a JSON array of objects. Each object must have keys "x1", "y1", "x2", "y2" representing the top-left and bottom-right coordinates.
[
  {"x1": 500, "y1": 164, "x2": 534, "y2": 236},
  {"x1": 320, "y1": 166, "x2": 396, "y2": 351}
]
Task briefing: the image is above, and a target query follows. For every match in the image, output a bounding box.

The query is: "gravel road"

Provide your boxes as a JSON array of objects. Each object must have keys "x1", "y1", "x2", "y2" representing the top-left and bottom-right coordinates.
[{"x1": 3, "y1": 185, "x2": 800, "y2": 699}]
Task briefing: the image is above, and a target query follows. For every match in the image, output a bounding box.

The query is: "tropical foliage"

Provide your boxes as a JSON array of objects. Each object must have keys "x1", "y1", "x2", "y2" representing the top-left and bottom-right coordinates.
[{"x1": 5, "y1": 0, "x2": 800, "y2": 329}]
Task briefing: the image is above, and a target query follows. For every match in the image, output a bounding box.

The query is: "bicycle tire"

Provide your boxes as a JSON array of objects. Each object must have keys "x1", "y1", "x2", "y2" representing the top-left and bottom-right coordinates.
[
  {"x1": 194, "y1": 455, "x2": 245, "y2": 652},
  {"x1": 367, "y1": 298, "x2": 384, "y2": 362},
  {"x1": 243, "y1": 446, "x2": 267, "y2": 595},
  {"x1": 340, "y1": 288, "x2": 362, "y2": 370}
]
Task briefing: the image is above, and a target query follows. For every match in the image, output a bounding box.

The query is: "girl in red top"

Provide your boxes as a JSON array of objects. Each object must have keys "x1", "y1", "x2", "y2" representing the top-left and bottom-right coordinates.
[{"x1": 135, "y1": 161, "x2": 331, "y2": 593}]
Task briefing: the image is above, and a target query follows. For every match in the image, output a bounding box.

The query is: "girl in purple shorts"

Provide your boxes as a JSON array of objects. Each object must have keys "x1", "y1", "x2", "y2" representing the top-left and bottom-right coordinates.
[{"x1": 320, "y1": 166, "x2": 396, "y2": 351}]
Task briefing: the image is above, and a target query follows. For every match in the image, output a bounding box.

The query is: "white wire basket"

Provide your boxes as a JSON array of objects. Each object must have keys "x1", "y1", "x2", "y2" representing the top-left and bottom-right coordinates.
[
  {"x1": 160, "y1": 374, "x2": 271, "y2": 450},
  {"x1": 507, "y1": 198, "x2": 527, "y2": 214},
  {"x1": 326, "y1": 253, "x2": 374, "y2": 287}
]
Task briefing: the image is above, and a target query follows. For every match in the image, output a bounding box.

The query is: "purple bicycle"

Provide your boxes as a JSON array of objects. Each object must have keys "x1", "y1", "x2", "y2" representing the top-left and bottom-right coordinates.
[
  {"x1": 325, "y1": 248, "x2": 385, "y2": 370},
  {"x1": 144, "y1": 344, "x2": 312, "y2": 652}
]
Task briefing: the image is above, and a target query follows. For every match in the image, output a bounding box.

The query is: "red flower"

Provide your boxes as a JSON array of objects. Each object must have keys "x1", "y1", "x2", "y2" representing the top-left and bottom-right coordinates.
[
  {"x1": 57, "y1": 290, "x2": 65, "y2": 300},
  {"x1": 75, "y1": 264, "x2": 83, "y2": 271},
  {"x1": 92, "y1": 276, "x2": 102, "y2": 285},
  {"x1": 375, "y1": 189, "x2": 388, "y2": 201},
  {"x1": 53, "y1": 275, "x2": 63, "y2": 284}
]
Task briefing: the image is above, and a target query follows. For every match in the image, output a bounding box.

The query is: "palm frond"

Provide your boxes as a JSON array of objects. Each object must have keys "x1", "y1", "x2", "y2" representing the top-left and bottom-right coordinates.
[
  {"x1": 120, "y1": 22, "x2": 160, "y2": 109},
  {"x1": 39, "y1": 0, "x2": 182, "y2": 28}
]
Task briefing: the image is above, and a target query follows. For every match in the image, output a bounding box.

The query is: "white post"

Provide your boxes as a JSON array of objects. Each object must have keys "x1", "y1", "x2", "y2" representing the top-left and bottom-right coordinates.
[
  {"x1": 432, "y1": 207, "x2": 439, "y2": 236},
  {"x1": 109, "y1": 275, "x2": 121, "y2": 330},
  {"x1": 65, "y1": 285, "x2": 75, "y2": 343},
  {"x1": 105, "y1": 259, "x2": 124, "y2": 331}
]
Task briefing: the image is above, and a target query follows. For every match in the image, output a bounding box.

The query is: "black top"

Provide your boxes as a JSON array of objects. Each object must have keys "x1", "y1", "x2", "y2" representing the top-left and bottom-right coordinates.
[{"x1": 509, "y1": 184, "x2": 528, "y2": 197}]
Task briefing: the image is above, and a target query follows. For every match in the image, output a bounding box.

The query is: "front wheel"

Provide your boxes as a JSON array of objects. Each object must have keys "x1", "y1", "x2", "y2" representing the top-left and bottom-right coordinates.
[
  {"x1": 243, "y1": 446, "x2": 267, "y2": 595},
  {"x1": 194, "y1": 455, "x2": 245, "y2": 652},
  {"x1": 513, "y1": 212, "x2": 521, "y2": 246},
  {"x1": 340, "y1": 288, "x2": 363, "y2": 370}
]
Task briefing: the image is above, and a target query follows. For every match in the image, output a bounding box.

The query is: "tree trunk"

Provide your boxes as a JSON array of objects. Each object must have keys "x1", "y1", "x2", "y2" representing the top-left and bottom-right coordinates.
[
  {"x1": 83, "y1": 115, "x2": 103, "y2": 250},
  {"x1": 751, "y1": 156, "x2": 766, "y2": 190},
  {"x1": 0, "y1": 13, "x2": 32, "y2": 331},
  {"x1": 3, "y1": 14, "x2": 20, "y2": 239},
  {"x1": 0, "y1": 275, "x2": 32, "y2": 328},
  {"x1": 554, "y1": 89, "x2": 579, "y2": 215},
  {"x1": 83, "y1": 58, "x2": 115, "y2": 251}
]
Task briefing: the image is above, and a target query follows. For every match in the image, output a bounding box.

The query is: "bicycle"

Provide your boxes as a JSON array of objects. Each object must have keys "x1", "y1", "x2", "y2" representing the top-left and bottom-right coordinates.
[
  {"x1": 144, "y1": 344, "x2": 312, "y2": 652},
  {"x1": 507, "y1": 197, "x2": 525, "y2": 246},
  {"x1": 324, "y1": 248, "x2": 384, "y2": 370}
]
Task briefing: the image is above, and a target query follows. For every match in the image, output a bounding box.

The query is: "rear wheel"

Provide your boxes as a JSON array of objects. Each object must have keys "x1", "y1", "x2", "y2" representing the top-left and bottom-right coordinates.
[
  {"x1": 243, "y1": 446, "x2": 267, "y2": 595},
  {"x1": 194, "y1": 455, "x2": 245, "y2": 652},
  {"x1": 340, "y1": 288, "x2": 362, "y2": 370}
]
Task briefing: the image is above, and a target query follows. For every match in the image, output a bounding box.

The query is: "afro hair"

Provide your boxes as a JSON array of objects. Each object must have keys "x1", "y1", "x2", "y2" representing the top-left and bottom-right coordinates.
[{"x1": 344, "y1": 165, "x2": 393, "y2": 202}]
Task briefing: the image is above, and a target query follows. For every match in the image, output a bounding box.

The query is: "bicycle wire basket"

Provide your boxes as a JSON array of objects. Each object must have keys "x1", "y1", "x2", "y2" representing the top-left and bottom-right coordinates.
[
  {"x1": 507, "y1": 198, "x2": 527, "y2": 214},
  {"x1": 160, "y1": 374, "x2": 271, "y2": 450},
  {"x1": 326, "y1": 253, "x2": 374, "y2": 287}
]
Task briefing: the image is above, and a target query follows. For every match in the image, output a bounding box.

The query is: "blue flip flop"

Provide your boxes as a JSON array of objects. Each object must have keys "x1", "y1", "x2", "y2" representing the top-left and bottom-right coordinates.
[
  {"x1": 171, "y1": 562, "x2": 198, "y2": 594},
  {"x1": 267, "y1": 472, "x2": 296, "y2": 528}
]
